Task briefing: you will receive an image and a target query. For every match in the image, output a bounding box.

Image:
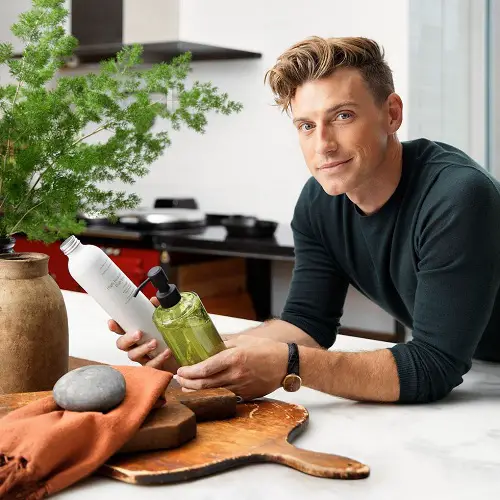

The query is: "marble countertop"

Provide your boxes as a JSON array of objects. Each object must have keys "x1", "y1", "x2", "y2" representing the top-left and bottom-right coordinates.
[{"x1": 55, "y1": 291, "x2": 500, "y2": 500}]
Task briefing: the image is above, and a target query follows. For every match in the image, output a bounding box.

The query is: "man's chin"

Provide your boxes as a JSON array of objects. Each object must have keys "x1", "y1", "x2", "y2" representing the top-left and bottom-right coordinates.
[{"x1": 318, "y1": 181, "x2": 346, "y2": 197}]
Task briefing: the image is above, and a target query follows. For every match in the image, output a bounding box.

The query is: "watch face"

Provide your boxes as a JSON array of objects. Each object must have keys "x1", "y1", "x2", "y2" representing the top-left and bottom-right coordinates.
[{"x1": 282, "y1": 374, "x2": 302, "y2": 392}]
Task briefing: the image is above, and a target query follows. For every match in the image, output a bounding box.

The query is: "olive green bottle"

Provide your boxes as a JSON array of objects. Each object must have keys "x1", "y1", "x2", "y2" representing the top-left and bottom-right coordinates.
[{"x1": 133, "y1": 266, "x2": 226, "y2": 366}]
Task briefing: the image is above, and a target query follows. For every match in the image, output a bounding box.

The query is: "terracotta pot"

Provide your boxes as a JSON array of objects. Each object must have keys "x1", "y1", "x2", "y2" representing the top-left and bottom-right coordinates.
[{"x1": 0, "y1": 252, "x2": 69, "y2": 394}]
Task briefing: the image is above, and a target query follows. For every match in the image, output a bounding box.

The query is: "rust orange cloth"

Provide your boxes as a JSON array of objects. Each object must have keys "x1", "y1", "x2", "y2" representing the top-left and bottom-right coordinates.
[{"x1": 0, "y1": 365, "x2": 172, "y2": 499}]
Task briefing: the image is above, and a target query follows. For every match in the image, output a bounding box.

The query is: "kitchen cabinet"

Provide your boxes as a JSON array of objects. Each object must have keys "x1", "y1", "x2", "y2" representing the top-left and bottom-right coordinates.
[
  {"x1": 68, "y1": 0, "x2": 262, "y2": 65},
  {"x1": 7, "y1": 1, "x2": 262, "y2": 65}
]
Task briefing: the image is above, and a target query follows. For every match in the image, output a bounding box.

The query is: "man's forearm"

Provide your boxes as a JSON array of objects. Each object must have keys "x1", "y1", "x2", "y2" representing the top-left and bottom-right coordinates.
[
  {"x1": 300, "y1": 346, "x2": 400, "y2": 402},
  {"x1": 236, "y1": 319, "x2": 321, "y2": 348},
  {"x1": 227, "y1": 320, "x2": 400, "y2": 402}
]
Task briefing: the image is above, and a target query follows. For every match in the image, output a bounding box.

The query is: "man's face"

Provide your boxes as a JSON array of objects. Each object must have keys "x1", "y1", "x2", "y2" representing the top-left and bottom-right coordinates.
[{"x1": 291, "y1": 68, "x2": 396, "y2": 197}]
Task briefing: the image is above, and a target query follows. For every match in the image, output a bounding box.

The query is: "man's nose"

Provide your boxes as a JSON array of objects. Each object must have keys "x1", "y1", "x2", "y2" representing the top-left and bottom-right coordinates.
[{"x1": 315, "y1": 125, "x2": 338, "y2": 156}]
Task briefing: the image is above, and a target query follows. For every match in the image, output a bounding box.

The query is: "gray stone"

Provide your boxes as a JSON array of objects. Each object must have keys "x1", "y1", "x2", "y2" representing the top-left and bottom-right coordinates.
[{"x1": 53, "y1": 365, "x2": 126, "y2": 412}]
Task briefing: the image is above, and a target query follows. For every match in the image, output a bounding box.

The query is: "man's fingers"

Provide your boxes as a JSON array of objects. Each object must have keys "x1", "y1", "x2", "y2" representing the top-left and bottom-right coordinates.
[
  {"x1": 134, "y1": 355, "x2": 154, "y2": 365},
  {"x1": 175, "y1": 372, "x2": 230, "y2": 391},
  {"x1": 144, "y1": 349, "x2": 172, "y2": 369},
  {"x1": 223, "y1": 335, "x2": 254, "y2": 349},
  {"x1": 150, "y1": 296, "x2": 160, "y2": 307},
  {"x1": 176, "y1": 350, "x2": 234, "y2": 379},
  {"x1": 224, "y1": 339, "x2": 239, "y2": 349},
  {"x1": 116, "y1": 330, "x2": 142, "y2": 351},
  {"x1": 126, "y1": 339, "x2": 160, "y2": 363},
  {"x1": 220, "y1": 333, "x2": 242, "y2": 342},
  {"x1": 108, "y1": 319, "x2": 125, "y2": 335}
]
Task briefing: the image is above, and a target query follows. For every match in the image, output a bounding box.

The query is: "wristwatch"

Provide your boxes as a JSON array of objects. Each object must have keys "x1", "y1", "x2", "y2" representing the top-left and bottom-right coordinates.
[{"x1": 281, "y1": 342, "x2": 302, "y2": 392}]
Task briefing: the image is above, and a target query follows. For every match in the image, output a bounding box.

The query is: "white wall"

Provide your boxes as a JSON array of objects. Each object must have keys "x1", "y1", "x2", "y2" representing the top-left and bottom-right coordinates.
[
  {"x1": 408, "y1": 0, "x2": 487, "y2": 166},
  {"x1": 0, "y1": 0, "x2": 31, "y2": 54},
  {"x1": 0, "y1": 0, "x2": 70, "y2": 84},
  {"x1": 489, "y1": 0, "x2": 500, "y2": 177},
  {"x1": 0, "y1": 0, "x2": 31, "y2": 87}
]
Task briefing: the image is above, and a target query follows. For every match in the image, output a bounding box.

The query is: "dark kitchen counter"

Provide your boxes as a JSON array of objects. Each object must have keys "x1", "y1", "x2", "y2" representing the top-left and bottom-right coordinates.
[
  {"x1": 152, "y1": 224, "x2": 295, "y2": 261},
  {"x1": 80, "y1": 221, "x2": 295, "y2": 321},
  {"x1": 81, "y1": 222, "x2": 295, "y2": 261}
]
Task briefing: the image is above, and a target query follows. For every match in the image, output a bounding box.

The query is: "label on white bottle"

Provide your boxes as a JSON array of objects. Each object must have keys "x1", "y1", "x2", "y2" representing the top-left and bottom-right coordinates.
[{"x1": 102, "y1": 260, "x2": 136, "y2": 303}]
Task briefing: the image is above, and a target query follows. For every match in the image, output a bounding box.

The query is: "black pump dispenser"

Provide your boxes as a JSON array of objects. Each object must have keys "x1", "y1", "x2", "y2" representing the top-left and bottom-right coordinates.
[{"x1": 133, "y1": 266, "x2": 181, "y2": 308}]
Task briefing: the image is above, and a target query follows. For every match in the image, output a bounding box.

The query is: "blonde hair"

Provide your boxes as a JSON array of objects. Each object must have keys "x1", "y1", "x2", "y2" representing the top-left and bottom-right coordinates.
[{"x1": 265, "y1": 36, "x2": 394, "y2": 112}]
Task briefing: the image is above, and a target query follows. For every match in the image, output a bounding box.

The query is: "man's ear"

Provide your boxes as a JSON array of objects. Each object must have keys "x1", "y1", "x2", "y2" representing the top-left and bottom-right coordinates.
[{"x1": 386, "y1": 93, "x2": 403, "y2": 134}]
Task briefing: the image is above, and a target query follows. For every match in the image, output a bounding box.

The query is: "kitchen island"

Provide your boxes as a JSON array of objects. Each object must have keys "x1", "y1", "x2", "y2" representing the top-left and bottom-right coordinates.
[{"x1": 55, "y1": 290, "x2": 500, "y2": 499}]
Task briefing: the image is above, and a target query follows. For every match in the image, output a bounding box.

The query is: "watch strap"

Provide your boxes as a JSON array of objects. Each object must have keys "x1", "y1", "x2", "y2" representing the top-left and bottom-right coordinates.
[{"x1": 287, "y1": 342, "x2": 300, "y2": 376}]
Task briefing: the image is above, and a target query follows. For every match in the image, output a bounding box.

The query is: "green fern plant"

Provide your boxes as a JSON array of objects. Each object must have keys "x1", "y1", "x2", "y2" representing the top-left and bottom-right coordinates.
[{"x1": 0, "y1": 0, "x2": 242, "y2": 243}]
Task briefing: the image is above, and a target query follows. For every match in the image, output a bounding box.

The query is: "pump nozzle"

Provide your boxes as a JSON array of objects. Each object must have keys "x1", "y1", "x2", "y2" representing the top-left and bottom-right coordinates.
[
  {"x1": 133, "y1": 266, "x2": 181, "y2": 308},
  {"x1": 133, "y1": 266, "x2": 166, "y2": 297}
]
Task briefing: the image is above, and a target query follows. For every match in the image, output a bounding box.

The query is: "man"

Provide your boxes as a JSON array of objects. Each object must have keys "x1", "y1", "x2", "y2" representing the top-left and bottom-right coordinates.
[{"x1": 109, "y1": 36, "x2": 500, "y2": 404}]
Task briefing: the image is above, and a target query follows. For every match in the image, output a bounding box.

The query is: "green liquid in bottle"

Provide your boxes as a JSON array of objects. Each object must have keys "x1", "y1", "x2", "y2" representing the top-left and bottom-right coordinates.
[{"x1": 152, "y1": 291, "x2": 226, "y2": 366}]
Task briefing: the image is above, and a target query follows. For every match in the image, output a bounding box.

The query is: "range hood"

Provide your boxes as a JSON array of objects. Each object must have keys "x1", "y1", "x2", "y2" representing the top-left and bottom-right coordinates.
[{"x1": 69, "y1": 0, "x2": 261, "y2": 66}]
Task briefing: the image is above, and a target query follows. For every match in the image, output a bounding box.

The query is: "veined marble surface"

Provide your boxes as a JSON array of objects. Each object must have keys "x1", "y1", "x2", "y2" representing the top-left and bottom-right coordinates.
[{"x1": 54, "y1": 291, "x2": 500, "y2": 500}]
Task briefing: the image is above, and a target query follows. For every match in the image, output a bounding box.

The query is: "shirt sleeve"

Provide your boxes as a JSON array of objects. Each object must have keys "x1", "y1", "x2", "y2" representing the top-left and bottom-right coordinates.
[
  {"x1": 281, "y1": 180, "x2": 349, "y2": 348},
  {"x1": 391, "y1": 168, "x2": 500, "y2": 402}
]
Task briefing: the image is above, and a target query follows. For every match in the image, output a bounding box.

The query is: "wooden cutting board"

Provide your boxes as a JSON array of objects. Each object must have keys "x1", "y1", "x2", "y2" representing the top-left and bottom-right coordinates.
[
  {"x1": 0, "y1": 357, "x2": 238, "y2": 454},
  {"x1": 0, "y1": 387, "x2": 237, "y2": 421},
  {"x1": 0, "y1": 386, "x2": 238, "y2": 454},
  {"x1": 68, "y1": 359, "x2": 369, "y2": 480},
  {"x1": 101, "y1": 398, "x2": 370, "y2": 483},
  {"x1": 0, "y1": 357, "x2": 369, "y2": 481}
]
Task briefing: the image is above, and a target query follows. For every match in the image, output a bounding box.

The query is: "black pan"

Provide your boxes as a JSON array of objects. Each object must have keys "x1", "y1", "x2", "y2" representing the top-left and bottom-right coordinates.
[{"x1": 221, "y1": 215, "x2": 278, "y2": 238}]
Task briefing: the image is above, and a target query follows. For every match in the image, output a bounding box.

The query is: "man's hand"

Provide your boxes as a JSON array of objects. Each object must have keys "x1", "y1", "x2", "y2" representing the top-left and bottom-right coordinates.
[
  {"x1": 175, "y1": 335, "x2": 289, "y2": 401},
  {"x1": 107, "y1": 296, "x2": 176, "y2": 371}
]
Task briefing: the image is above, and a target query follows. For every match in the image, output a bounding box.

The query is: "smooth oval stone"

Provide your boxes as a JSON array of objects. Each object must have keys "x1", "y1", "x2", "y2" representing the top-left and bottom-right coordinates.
[{"x1": 53, "y1": 365, "x2": 126, "y2": 412}]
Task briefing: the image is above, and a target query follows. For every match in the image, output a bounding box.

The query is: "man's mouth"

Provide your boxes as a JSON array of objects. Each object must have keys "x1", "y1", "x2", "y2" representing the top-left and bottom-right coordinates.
[{"x1": 318, "y1": 158, "x2": 352, "y2": 170}]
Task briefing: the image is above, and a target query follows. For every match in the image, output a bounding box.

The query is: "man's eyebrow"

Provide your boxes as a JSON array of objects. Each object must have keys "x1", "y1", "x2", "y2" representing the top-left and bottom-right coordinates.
[{"x1": 292, "y1": 101, "x2": 359, "y2": 124}]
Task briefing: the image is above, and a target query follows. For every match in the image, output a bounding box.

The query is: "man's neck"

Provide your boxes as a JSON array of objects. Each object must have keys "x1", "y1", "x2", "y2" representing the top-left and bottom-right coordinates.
[{"x1": 348, "y1": 136, "x2": 403, "y2": 216}]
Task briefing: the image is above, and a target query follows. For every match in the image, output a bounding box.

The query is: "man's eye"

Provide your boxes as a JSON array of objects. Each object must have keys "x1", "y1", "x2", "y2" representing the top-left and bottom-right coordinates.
[
  {"x1": 300, "y1": 123, "x2": 314, "y2": 131},
  {"x1": 337, "y1": 112, "x2": 353, "y2": 120}
]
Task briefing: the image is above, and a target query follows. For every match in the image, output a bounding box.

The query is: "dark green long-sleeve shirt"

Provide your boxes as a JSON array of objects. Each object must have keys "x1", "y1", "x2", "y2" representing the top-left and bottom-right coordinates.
[{"x1": 281, "y1": 138, "x2": 500, "y2": 403}]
